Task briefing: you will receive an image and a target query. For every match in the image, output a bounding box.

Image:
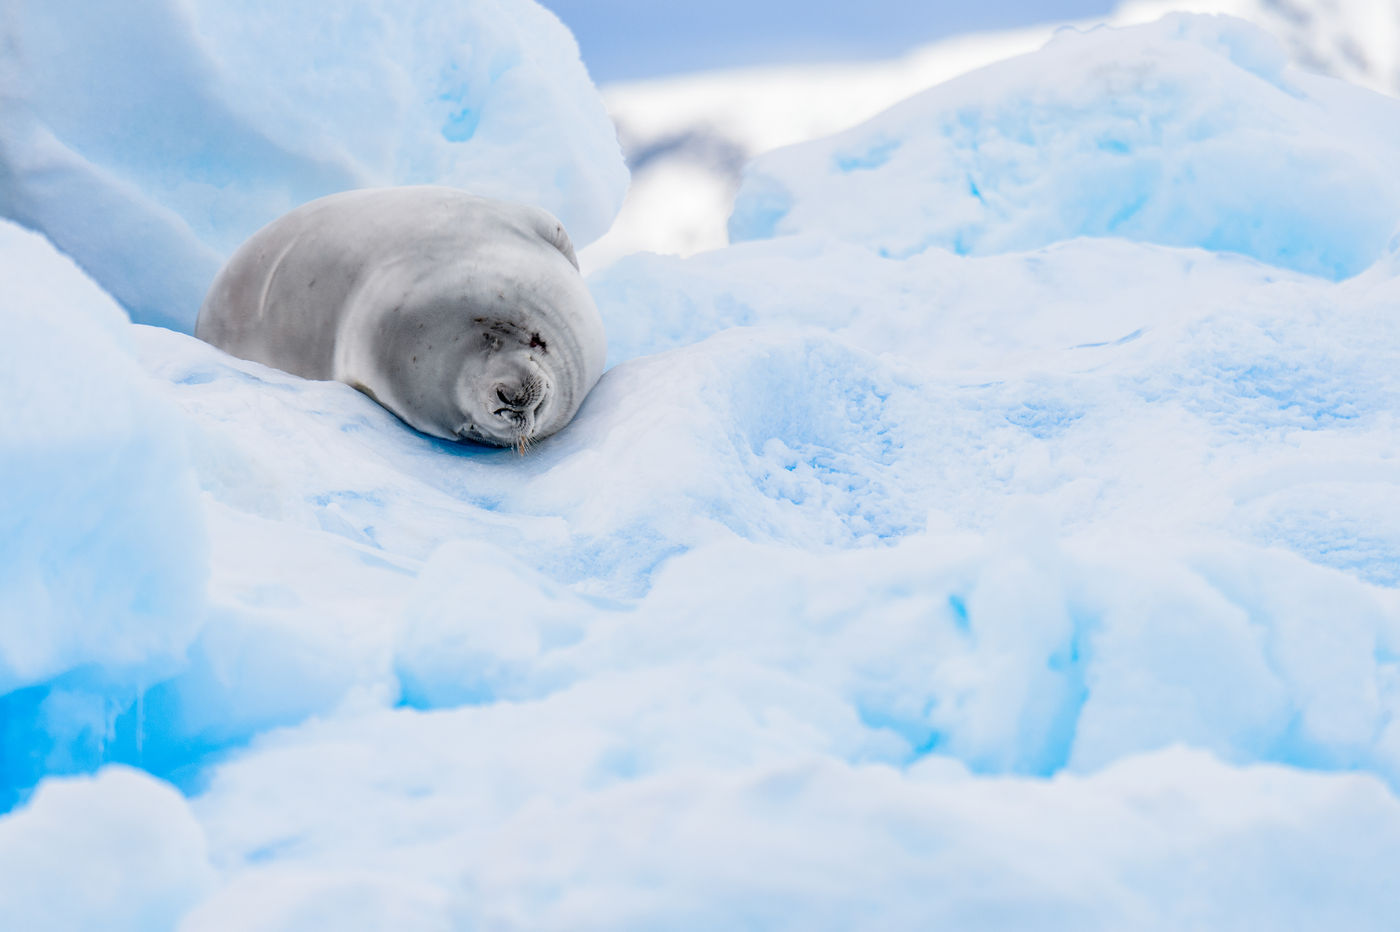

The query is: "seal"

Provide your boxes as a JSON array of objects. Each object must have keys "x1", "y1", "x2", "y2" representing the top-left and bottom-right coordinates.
[{"x1": 195, "y1": 186, "x2": 605, "y2": 450}]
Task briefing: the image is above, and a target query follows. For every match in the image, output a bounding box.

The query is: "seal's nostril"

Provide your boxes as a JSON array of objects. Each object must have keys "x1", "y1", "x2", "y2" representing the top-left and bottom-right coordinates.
[{"x1": 495, "y1": 386, "x2": 511, "y2": 405}]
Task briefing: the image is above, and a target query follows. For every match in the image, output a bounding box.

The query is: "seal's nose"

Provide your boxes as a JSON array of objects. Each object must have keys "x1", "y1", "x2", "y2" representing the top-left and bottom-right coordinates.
[
  {"x1": 492, "y1": 386, "x2": 544, "y2": 441},
  {"x1": 494, "y1": 383, "x2": 535, "y2": 412}
]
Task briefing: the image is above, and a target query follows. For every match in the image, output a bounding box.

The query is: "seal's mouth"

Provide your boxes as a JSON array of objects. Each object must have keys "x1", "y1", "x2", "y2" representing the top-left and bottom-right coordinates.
[
  {"x1": 456, "y1": 351, "x2": 554, "y2": 452},
  {"x1": 455, "y1": 417, "x2": 535, "y2": 453}
]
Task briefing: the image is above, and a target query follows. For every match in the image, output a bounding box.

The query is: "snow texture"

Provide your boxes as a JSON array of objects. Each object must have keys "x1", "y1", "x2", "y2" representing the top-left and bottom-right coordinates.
[
  {"x1": 0, "y1": 220, "x2": 206, "y2": 808},
  {"x1": 0, "y1": 767, "x2": 214, "y2": 931},
  {"x1": 730, "y1": 14, "x2": 1400, "y2": 279},
  {"x1": 0, "y1": 0, "x2": 627, "y2": 331},
  {"x1": 3, "y1": 8, "x2": 1400, "y2": 928},
  {"x1": 1119, "y1": 0, "x2": 1400, "y2": 99},
  {"x1": 591, "y1": 0, "x2": 1400, "y2": 271}
]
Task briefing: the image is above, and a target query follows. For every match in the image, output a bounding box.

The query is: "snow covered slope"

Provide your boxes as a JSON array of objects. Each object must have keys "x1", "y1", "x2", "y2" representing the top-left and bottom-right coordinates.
[
  {"x1": 0, "y1": 221, "x2": 207, "y2": 808},
  {"x1": 730, "y1": 13, "x2": 1400, "y2": 279},
  {"x1": 586, "y1": 0, "x2": 1400, "y2": 270},
  {"x1": 3, "y1": 8, "x2": 1400, "y2": 928},
  {"x1": 585, "y1": 24, "x2": 1066, "y2": 270}
]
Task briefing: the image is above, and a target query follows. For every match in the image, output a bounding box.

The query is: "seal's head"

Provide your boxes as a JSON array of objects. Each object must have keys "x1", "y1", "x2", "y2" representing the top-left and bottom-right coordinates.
[{"x1": 456, "y1": 349, "x2": 555, "y2": 452}]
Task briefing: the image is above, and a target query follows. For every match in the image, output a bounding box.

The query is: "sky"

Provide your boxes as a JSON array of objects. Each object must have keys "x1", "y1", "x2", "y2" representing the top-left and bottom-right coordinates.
[{"x1": 537, "y1": 0, "x2": 1118, "y2": 82}]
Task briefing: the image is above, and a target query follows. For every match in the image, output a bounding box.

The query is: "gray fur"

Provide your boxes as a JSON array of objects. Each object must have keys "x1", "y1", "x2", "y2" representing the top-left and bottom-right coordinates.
[{"x1": 195, "y1": 186, "x2": 605, "y2": 446}]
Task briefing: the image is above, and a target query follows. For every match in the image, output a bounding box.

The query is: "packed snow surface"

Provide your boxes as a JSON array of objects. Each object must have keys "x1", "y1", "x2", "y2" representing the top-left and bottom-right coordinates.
[
  {"x1": 730, "y1": 14, "x2": 1400, "y2": 279},
  {"x1": 4, "y1": 8, "x2": 1400, "y2": 929},
  {"x1": 0, "y1": 0, "x2": 627, "y2": 332},
  {"x1": 0, "y1": 221, "x2": 207, "y2": 808}
]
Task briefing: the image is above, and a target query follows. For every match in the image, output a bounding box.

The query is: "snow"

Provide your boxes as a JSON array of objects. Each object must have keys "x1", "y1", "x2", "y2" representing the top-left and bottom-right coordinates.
[
  {"x1": 587, "y1": 0, "x2": 1400, "y2": 270},
  {"x1": 0, "y1": 220, "x2": 206, "y2": 806},
  {"x1": 3, "y1": 5, "x2": 1400, "y2": 927},
  {"x1": 0, "y1": 767, "x2": 214, "y2": 931},
  {"x1": 1119, "y1": 0, "x2": 1400, "y2": 98},
  {"x1": 192, "y1": 745, "x2": 1400, "y2": 928},
  {"x1": 730, "y1": 14, "x2": 1400, "y2": 279},
  {"x1": 0, "y1": 0, "x2": 627, "y2": 332},
  {"x1": 585, "y1": 23, "x2": 1070, "y2": 270}
]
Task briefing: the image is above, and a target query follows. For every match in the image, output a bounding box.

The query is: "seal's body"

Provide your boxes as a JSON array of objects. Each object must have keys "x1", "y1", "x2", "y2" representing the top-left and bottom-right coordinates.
[{"x1": 196, "y1": 186, "x2": 605, "y2": 448}]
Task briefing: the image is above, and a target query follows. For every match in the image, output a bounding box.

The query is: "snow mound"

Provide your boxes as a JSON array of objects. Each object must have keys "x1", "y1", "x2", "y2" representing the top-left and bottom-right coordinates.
[
  {"x1": 0, "y1": 767, "x2": 214, "y2": 931},
  {"x1": 730, "y1": 14, "x2": 1400, "y2": 279},
  {"x1": 591, "y1": 0, "x2": 1400, "y2": 271},
  {"x1": 0, "y1": 221, "x2": 206, "y2": 806},
  {"x1": 1118, "y1": 0, "x2": 1400, "y2": 99},
  {"x1": 589, "y1": 234, "x2": 1283, "y2": 366},
  {"x1": 95, "y1": 230, "x2": 1400, "y2": 789},
  {"x1": 0, "y1": 0, "x2": 627, "y2": 331},
  {"x1": 193, "y1": 728, "x2": 1400, "y2": 928},
  {"x1": 180, "y1": 869, "x2": 451, "y2": 932},
  {"x1": 384, "y1": 529, "x2": 1400, "y2": 783}
]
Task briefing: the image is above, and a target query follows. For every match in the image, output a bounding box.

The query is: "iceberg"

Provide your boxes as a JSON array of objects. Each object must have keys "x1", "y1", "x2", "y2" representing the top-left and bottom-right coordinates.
[
  {"x1": 0, "y1": 767, "x2": 213, "y2": 931},
  {"x1": 731, "y1": 15, "x2": 1400, "y2": 279},
  {"x1": 0, "y1": 221, "x2": 206, "y2": 806},
  {"x1": 0, "y1": 0, "x2": 627, "y2": 331},
  {"x1": 0, "y1": 8, "x2": 1398, "y2": 927}
]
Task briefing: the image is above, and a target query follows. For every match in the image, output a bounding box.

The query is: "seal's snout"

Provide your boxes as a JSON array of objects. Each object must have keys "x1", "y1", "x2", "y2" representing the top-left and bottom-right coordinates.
[
  {"x1": 469, "y1": 355, "x2": 554, "y2": 449},
  {"x1": 492, "y1": 375, "x2": 546, "y2": 420},
  {"x1": 489, "y1": 374, "x2": 550, "y2": 453}
]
